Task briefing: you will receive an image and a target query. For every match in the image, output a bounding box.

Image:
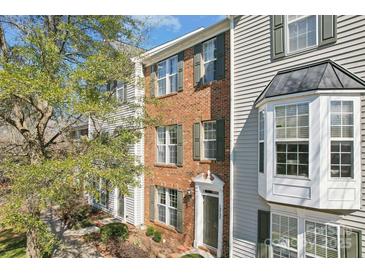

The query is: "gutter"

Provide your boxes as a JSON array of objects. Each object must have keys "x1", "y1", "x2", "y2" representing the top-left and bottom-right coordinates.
[{"x1": 228, "y1": 15, "x2": 235, "y2": 258}]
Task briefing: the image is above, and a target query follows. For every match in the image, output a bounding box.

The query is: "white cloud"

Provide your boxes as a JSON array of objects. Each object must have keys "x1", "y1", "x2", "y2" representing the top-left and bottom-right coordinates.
[{"x1": 134, "y1": 15, "x2": 182, "y2": 32}]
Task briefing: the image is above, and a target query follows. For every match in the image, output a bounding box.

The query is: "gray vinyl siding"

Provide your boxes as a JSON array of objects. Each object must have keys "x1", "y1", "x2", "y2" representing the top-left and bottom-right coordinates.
[
  {"x1": 232, "y1": 15, "x2": 365, "y2": 258},
  {"x1": 89, "y1": 61, "x2": 145, "y2": 226}
]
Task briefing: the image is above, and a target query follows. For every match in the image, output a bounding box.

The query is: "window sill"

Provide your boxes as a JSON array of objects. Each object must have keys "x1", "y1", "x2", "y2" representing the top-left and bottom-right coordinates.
[
  {"x1": 195, "y1": 79, "x2": 225, "y2": 90},
  {"x1": 152, "y1": 221, "x2": 178, "y2": 233},
  {"x1": 156, "y1": 92, "x2": 178, "y2": 99},
  {"x1": 273, "y1": 175, "x2": 311, "y2": 181},
  {"x1": 199, "y1": 159, "x2": 215, "y2": 164},
  {"x1": 154, "y1": 163, "x2": 178, "y2": 168}
]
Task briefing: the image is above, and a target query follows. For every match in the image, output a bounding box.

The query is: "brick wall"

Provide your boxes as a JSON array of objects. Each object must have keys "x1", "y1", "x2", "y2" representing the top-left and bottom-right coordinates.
[{"x1": 144, "y1": 30, "x2": 230, "y2": 256}]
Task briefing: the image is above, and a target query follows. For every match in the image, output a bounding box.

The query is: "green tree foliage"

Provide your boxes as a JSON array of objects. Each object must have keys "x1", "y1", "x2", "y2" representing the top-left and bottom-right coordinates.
[{"x1": 0, "y1": 16, "x2": 147, "y2": 257}]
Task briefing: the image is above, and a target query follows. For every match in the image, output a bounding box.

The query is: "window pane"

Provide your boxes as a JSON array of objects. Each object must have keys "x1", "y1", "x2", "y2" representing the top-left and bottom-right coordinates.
[
  {"x1": 277, "y1": 153, "x2": 286, "y2": 163},
  {"x1": 276, "y1": 106, "x2": 285, "y2": 117},
  {"x1": 157, "y1": 128, "x2": 166, "y2": 144},
  {"x1": 158, "y1": 188, "x2": 166, "y2": 204},
  {"x1": 169, "y1": 57, "x2": 177, "y2": 74},
  {"x1": 169, "y1": 74, "x2": 177, "y2": 93},
  {"x1": 158, "y1": 79, "x2": 166, "y2": 95},
  {"x1": 204, "y1": 141, "x2": 216, "y2": 159},
  {"x1": 342, "y1": 101, "x2": 353, "y2": 112},
  {"x1": 204, "y1": 62, "x2": 214, "y2": 83},
  {"x1": 259, "y1": 142, "x2": 264, "y2": 173},
  {"x1": 331, "y1": 114, "x2": 341, "y2": 126},
  {"x1": 169, "y1": 126, "x2": 177, "y2": 144},
  {"x1": 157, "y1": 61, "x2": 166, "y2": 78},
  {"x1": 287, "y1": 165, "x2": 297, "y2": 175},
  {"x1": 298, "y1": 127, "x2": 309, "y2": 138},
  {"x1": 157, "y1": 146, "x2": 166, "y2": 163},
  {"x1": 158, "y1": 205, "x2": 166, "y2": 223},
  {"x1": 277, "y1": 164, "x2": 286, "y2": 175},
  {"x1": 169, "y1": 145, "x2": 177, "y2": 164},
  {"x1": 169, "y1": 208, "x2": 178, "y2": 228},
  {"x1": 169, "y1": 189, "x2": 177, "y2": 208},
  {"x1": 342, "y1": 126, "x2": 353, "y2": 138},
  {"x1": 331, "y1": 165, "x2": 340, "y2": 177}
]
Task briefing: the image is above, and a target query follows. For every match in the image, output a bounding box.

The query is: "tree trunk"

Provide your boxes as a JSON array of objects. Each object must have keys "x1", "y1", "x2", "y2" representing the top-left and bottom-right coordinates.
[{"x1": 26, "y1": 230, "x2": 42, "y2": 258}]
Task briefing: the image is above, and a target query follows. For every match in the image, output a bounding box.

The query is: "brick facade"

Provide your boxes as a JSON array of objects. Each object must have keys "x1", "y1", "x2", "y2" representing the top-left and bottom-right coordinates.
[{"x1": 144, "y1": 30, "x2": 230, "y2": 257}]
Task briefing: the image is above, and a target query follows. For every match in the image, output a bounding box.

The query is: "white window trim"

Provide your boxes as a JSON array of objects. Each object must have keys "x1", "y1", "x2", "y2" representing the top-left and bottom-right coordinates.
[
  {"x1": 329, "y1": 100, "x2": 354, "y2": 179},
  {"x1": 270, "y1": 212, "x2": 299, "y2": 258},
  {"x1": 157, "y1": 187, "x2": 178, "y2": 229},
  {"x1": 202, "y1": 38, "x2": 217, "y2": 84},
  {"x1": 274, "y1": 102, "x2": 310, "y2": 179},
  {"x1": 285, "y1": 15, "x2": 318, "y2": 55},
  {"x1": 157, "y1": 55, "x2": 178, "y2": 97},
  {"x1": 202, "y1": 120, "x2": 217, "y2": 160},
  {"x1": 156, "y1": 125, "x2": 177, "y2": 165}
]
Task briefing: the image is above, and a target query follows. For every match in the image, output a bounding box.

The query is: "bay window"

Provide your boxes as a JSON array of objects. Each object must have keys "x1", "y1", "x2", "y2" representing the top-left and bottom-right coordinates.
[
  {"x1": 156, "y1": 125, "x2": 177, "y2": 164},
  {"x1": 330, "y1": 101, "x2": 354, "y2": 178},
  {"x1": 203, "y1": 38, "x2": 216, "y2": 83},
  {"x1": 157, "y1": 187, "x2": 178, "y2": 228},
  {"x1": 203, "y1": 120, "x2": 217, "y2": 160},
  {"x1": 259, "y1": 110, "x2": 265, "y2": 173},
  {"x1": 275, "y1": 103, "x2": 309, "y2": 177},
  {"x1": 157, "y1": 55, "x2": 178, "y2": 96},
  {"x1": 287, "y1": 15, "x2": 317, "y2": 53},
  {"x1": 271, "y1": 213, "x2": 298, "y2": 258}
]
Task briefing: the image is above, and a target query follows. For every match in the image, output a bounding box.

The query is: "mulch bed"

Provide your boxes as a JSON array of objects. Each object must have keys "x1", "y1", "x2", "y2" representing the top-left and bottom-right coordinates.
[{"x1": 85, "y1": 223, "x2": 190, "y2": 258}]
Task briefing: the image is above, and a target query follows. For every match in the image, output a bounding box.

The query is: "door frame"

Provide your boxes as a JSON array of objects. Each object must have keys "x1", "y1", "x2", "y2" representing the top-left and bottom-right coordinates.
[{"x1": 193, "y1": 173, "x2": 224, "y2": 257}]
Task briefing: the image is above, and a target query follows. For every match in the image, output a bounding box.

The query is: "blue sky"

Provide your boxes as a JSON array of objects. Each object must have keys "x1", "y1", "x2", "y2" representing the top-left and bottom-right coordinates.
[{"x1": 139, "y1": 15, "x2": 226, "y2": 49}]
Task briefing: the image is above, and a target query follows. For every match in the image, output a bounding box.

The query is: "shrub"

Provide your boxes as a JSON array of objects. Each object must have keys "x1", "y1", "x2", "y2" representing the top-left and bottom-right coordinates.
[
  {"x1": 145, "y1": 225, "x2": 155, "y2": 237},
  {"x1": 152, "y1": 230, "x2": 162, "y2": 243},
  {"x1": 100, "y1": 223, "x2": 129, "y2": 244}
]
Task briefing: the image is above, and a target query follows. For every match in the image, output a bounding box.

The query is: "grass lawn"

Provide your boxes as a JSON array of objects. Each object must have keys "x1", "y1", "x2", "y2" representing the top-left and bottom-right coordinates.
[
  {"x1": 0, "y1": 228, "x2": 27, "y2": 258},
  {"x1": 181, "y1": 253, "x2": 204, "y2": 258}
]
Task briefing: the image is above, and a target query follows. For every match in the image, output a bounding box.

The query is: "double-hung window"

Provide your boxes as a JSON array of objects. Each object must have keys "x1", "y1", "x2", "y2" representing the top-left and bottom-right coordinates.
[
  {"x1": 259, "y1": 110, "x2": 265, "y2": 173},
  {"x1": 203, "y1": 121, "x2": 217, "y2": 160},
  {"x1": 202, "y1": 38, "x2": 216, "y2": 83},
  {"x1": 287, "y1": 15, "x2": 317, "y2": 53},
  {"x1": 275, "y1": 103, "x2": 309, "y2": 177},
  {"x1": 330, "y1": 101, "x2": 354, "y2": 178},
  {"x1": 271, "y1": 213, "x2": 298, "y2": 258},
  {"x1": 305, "y1": 221, "x2": 339, "y2": 258},
  {"x1": 157, "y1": 55, "x2": 178, "y2": 96},
  {"x1": 156, "y1": 126, "x2": 177, "y2": 164},
  {"x1": 157, "y1": 187, "x2": 178, "y2": 228}
]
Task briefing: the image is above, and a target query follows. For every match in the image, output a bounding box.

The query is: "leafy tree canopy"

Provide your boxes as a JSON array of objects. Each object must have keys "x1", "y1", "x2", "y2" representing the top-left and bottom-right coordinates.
[{"x1": 0, "y1": 15, "x2": 147, "y2": 257}]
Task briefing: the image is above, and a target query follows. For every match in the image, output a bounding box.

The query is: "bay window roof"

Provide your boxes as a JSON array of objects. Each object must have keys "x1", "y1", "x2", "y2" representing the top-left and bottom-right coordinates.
[{"x1": 256, "y1": 60, "x2": 365, "y2": 104}]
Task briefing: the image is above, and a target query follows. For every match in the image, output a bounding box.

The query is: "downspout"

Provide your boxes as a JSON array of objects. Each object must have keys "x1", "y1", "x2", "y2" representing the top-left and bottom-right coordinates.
[{"x1": 228, "y1": 15, "x2": 235, "y2": 258}]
